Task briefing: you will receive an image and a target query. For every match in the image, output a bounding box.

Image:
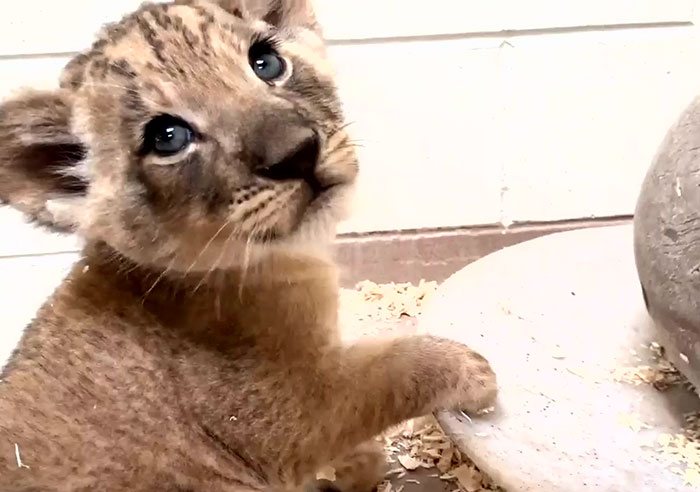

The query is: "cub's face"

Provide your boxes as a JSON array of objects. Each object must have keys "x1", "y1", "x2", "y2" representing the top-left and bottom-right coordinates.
[{"x1": 0, "y1": 0, "x2": 358, "y2": 272}]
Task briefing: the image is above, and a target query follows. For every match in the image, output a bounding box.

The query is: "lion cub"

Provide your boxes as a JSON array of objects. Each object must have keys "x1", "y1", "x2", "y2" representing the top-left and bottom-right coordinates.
[{"x1": 0, "y1": 1, "x2": 497, "y2": 491}]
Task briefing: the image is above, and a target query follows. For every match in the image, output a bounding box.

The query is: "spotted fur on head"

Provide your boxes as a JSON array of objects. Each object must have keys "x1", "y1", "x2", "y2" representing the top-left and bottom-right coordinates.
[{"x1": 0, "y1": 0, "x2": 357, "y2": 272}]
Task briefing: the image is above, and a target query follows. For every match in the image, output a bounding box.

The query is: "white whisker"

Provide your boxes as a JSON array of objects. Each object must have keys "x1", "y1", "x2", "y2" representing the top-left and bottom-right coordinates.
[
  {"x1": 141, "y1": 254, "x2": 177, "y2": 304},
  {"x1": 185, "y1": 219, "x2": 233, "y2": 275}
]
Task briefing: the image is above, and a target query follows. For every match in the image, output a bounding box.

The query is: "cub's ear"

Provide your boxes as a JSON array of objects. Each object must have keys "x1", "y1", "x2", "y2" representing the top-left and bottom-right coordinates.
[
  {"x1": 0, "y1": 89, "x2": 88, "y2": 232},
  {"x1": 213, "y1": 0, "x2": 319, "y2": 31}
]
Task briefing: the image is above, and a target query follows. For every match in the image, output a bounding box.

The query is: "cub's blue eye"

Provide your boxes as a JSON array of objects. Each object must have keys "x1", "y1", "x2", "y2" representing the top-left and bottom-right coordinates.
[
  {"x1": 142, "y1": 115, "x2": 194, "y2": 156},
  {"x1": 155, "y1": 125, "x2": 191, "y2": 155},
  {"x1": 249, "y1": 42, "x2": 286, "y2": 82}
]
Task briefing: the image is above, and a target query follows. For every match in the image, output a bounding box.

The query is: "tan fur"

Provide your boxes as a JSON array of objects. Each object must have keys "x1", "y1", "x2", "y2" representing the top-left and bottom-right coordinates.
[{"x1": 0, "y1": 1, "x2": 497, "y2": 491}]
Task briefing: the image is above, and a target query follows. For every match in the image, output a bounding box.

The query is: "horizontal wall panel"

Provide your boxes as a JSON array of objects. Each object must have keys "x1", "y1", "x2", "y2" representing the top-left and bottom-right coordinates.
[
  {"x1": 500, "y1": 28, "x2": 700, "y2": 223},
  {"x1": 0, "y1": 0, "x2": 694, "y2": 57},
  {"x1": 318, "y1": 0, "x2": 696, "y2": 42},
  {"x1": 332, "y1": 37, "x2": 506, "y2": 233}
]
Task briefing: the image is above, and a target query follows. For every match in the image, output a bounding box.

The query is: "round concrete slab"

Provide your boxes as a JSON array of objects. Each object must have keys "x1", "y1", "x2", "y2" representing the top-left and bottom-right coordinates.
[{"x1": 420, "y1": 225, "x2": 700, "y2": 492}]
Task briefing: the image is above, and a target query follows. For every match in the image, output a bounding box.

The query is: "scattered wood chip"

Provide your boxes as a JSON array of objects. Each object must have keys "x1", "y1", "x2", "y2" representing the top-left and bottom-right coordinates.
[
  {"x1": 618, "y1": 365, "x2": 682, "y2": 389},
  {"x1": 617, "y1": 412, "x2": 650, "y2": 433},
  {"x1": 381, "y1": 416, "x2": 503, "y2": 491},
  {"x1": 397, "y1": 454, "x2": 421, "y2": 471},
  {"x1": 610, "y1": 344, "x2": 684, "y2": 391},
  {"x1": 378, "y1": 481, "x2": 393, "y2": 492},
  {"x1": 437, "y1": 446, "x2": 454, "y2": 473},
  {"x1": 629, "y1": 345, "x2": 700, "y2": 486},
  {"x1": 339, "y1": 280, "x2": 438, "y2": 321},
  {"x1": 686, "y1": 468, "x2": 700, "y2": 487},
  {"x1": 452, "y1": 464, "x2": 483, "y2": 492}
]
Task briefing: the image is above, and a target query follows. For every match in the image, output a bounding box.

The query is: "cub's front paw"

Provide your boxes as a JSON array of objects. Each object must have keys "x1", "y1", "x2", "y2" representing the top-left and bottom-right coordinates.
[
  {"x1": 427, "y1": 338, "x2": 498, "y2": 415},
  {"x1": 456, "y1": 347, "x2": 498, "y2": 414}
]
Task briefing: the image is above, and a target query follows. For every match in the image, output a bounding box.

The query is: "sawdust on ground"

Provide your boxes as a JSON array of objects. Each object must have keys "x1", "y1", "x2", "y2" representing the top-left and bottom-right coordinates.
[
  {"x1": 610, "y1": 341, "x2": 700, "y2": 488},
  {"x1": 378, "y1": 416, "x2": 503, "y2": 492}
]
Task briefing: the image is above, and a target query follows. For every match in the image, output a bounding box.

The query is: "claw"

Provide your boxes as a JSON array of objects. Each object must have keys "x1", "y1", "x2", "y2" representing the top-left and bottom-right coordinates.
[{"x1": 459, "y1": 410, "x2": 473, "y2": 423}]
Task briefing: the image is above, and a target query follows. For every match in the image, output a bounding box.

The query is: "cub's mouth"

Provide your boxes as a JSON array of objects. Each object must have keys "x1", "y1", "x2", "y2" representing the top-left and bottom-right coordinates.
[{"x1": 245, "y1": 129, "x2": 355, "y2": 243}]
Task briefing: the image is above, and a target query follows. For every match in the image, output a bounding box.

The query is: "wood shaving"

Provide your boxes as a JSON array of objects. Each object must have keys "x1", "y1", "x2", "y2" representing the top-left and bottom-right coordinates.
[
  {"x1": 397, "y1": 455, "x2": 421, "y2": 471},
  {"x1": 437, "y1": 445, "x2": 455, "y2": 473},
  {"x1": 611, "y1": 343, "x2": 685, "y2": 391},
  {"x1": 642, "y1": 344, "x2": 700, "y2": 486},
  {"x1": 381, "y1": 416, "x2": 504, "y2": 491},
  {"x1": 565, "y1": 342, "x2": 687, "y2": 390},
  {"x1": 654, "y1": 433, "x2": 700, "y2": 487},
  {"x1": 685, "y1": 412, "x2": 700, "y2": 441},
  {"x1": 650, "y1": 342, "x2": 663, "y2": 355},
  {"x1": 611, "y1": 363, "x2": 683, "y2": 390},
  {"x1": 452, "y1": 464, "x2": 484, "y2": 492},
  {"x1": 339, "y1": 280, "x2": 438, "y2": 321},
  {"x1": 378, "y1": 481, "x2": 393, "y2": 492},
  {"x1": 617, "y1": 412, "x2": 650, "y2": 433}
]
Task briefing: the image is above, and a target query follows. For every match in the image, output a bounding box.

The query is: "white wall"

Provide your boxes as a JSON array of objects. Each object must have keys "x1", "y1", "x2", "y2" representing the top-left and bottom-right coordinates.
[{"x1": 1, "y1": 0, "x2": 699, "y2": 248}]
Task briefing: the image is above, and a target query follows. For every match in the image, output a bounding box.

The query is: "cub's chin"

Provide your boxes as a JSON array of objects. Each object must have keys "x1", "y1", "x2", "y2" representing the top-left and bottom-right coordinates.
[{"x1": 280, "y1": 182, "x2": 355, "y2": 246}]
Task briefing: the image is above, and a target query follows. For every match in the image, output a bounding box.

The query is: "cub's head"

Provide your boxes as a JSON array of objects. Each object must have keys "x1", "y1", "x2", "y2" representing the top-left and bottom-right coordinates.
[{"x1": 0, "y1": 0, "x2": 357, "y2": 272}]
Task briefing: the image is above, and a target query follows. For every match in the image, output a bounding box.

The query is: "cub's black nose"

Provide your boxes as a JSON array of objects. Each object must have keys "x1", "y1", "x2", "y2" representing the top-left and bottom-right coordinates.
[{"x1": 254, "y1": 128, "x2": 319, "y2": 183}]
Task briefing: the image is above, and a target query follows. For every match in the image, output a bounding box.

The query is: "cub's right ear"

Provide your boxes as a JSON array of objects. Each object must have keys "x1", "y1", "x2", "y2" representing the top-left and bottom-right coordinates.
[{"x1": 0, "y1": 89, "x2": 88, "y2": 232}]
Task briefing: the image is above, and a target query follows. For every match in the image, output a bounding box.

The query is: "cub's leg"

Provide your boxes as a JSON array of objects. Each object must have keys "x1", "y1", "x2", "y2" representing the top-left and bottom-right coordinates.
[{"x1": 262, "y1": 335, "x2": 497, "y2": 490}]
